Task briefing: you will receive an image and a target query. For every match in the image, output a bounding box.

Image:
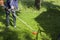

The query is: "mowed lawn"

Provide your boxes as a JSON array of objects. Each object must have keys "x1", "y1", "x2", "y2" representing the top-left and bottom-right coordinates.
[{"x1": 0, "y1": 0, "x2": 60, "y2": 40}]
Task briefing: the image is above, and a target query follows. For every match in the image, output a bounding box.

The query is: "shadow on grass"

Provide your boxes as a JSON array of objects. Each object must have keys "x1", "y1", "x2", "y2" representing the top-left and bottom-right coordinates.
[
  {"x1": 19, "y1": 31, "x2": 33, "y2": 40},
  {"x1": 0, "y1": 26, "x2": 33, "y2": 40},
  {"x1": 20, "y1": 0, "x2": 35, "y2": 8},
  {"x1": 0, "y1": 6, "x2": 6, "y2": 26},
  {"x1": 35, "y1": 2, "x2": 60, "y2": 40},
  {"x1": 0, "y1": 27, "x2": 19, "y2": 40}
]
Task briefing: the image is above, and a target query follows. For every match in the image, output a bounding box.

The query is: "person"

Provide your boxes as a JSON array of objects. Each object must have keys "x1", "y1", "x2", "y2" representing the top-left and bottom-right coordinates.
[{"x1": 5, "y1": 0, "x2": 18, "y2": 27}]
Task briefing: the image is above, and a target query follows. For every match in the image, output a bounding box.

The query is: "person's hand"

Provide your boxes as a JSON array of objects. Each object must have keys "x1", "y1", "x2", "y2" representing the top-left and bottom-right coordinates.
[{"x1": 11, "y1": 6, "x2": 14, "y2": 9}]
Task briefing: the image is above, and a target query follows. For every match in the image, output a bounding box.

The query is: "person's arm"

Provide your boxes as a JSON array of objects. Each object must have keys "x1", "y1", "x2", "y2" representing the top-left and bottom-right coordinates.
[{"x1": 0, "y1": 0, "x2": 4, "y2": 6}]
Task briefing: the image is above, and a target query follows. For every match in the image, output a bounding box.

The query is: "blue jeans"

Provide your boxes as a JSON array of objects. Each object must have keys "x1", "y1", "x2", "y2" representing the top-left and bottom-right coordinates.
[{"x1": 6, "y1": 8, "x2": 16, "y2": 26}]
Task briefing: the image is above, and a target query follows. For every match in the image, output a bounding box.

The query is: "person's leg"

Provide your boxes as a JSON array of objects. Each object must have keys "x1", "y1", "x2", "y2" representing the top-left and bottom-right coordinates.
[
  {"x1": 11, "y1": 9, "x2": 16, "y2": 27},
  {"x1": 5, "y1": 8, "x2": 10, "y2": 27}
]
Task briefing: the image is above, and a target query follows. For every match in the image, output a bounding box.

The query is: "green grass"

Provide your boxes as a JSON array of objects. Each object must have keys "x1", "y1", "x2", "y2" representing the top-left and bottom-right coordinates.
[{"x1": 0, "y1": 0, "x2": 60, "y2": 40}]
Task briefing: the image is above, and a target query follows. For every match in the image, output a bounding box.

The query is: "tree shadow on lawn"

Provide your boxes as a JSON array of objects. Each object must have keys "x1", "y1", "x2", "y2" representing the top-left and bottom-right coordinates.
[
  {"x1": 0, "y1": 27, "x2": 19, "y2": 40},
  {"x1": 0, "y1": 6, "x2": 6, "y2": 26},
  {"x1": 35, "y1": 2, "x2": 60, "y2": 40},
  {"x1": 0, "y1": 27, "x2": 33, "y2": 40},
  {"x1": 20, "y1": 0, "x2": 35, "y2": 8},
  {"x1": 20, "y1": 31, "x2": 33, "y2": 40}
]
